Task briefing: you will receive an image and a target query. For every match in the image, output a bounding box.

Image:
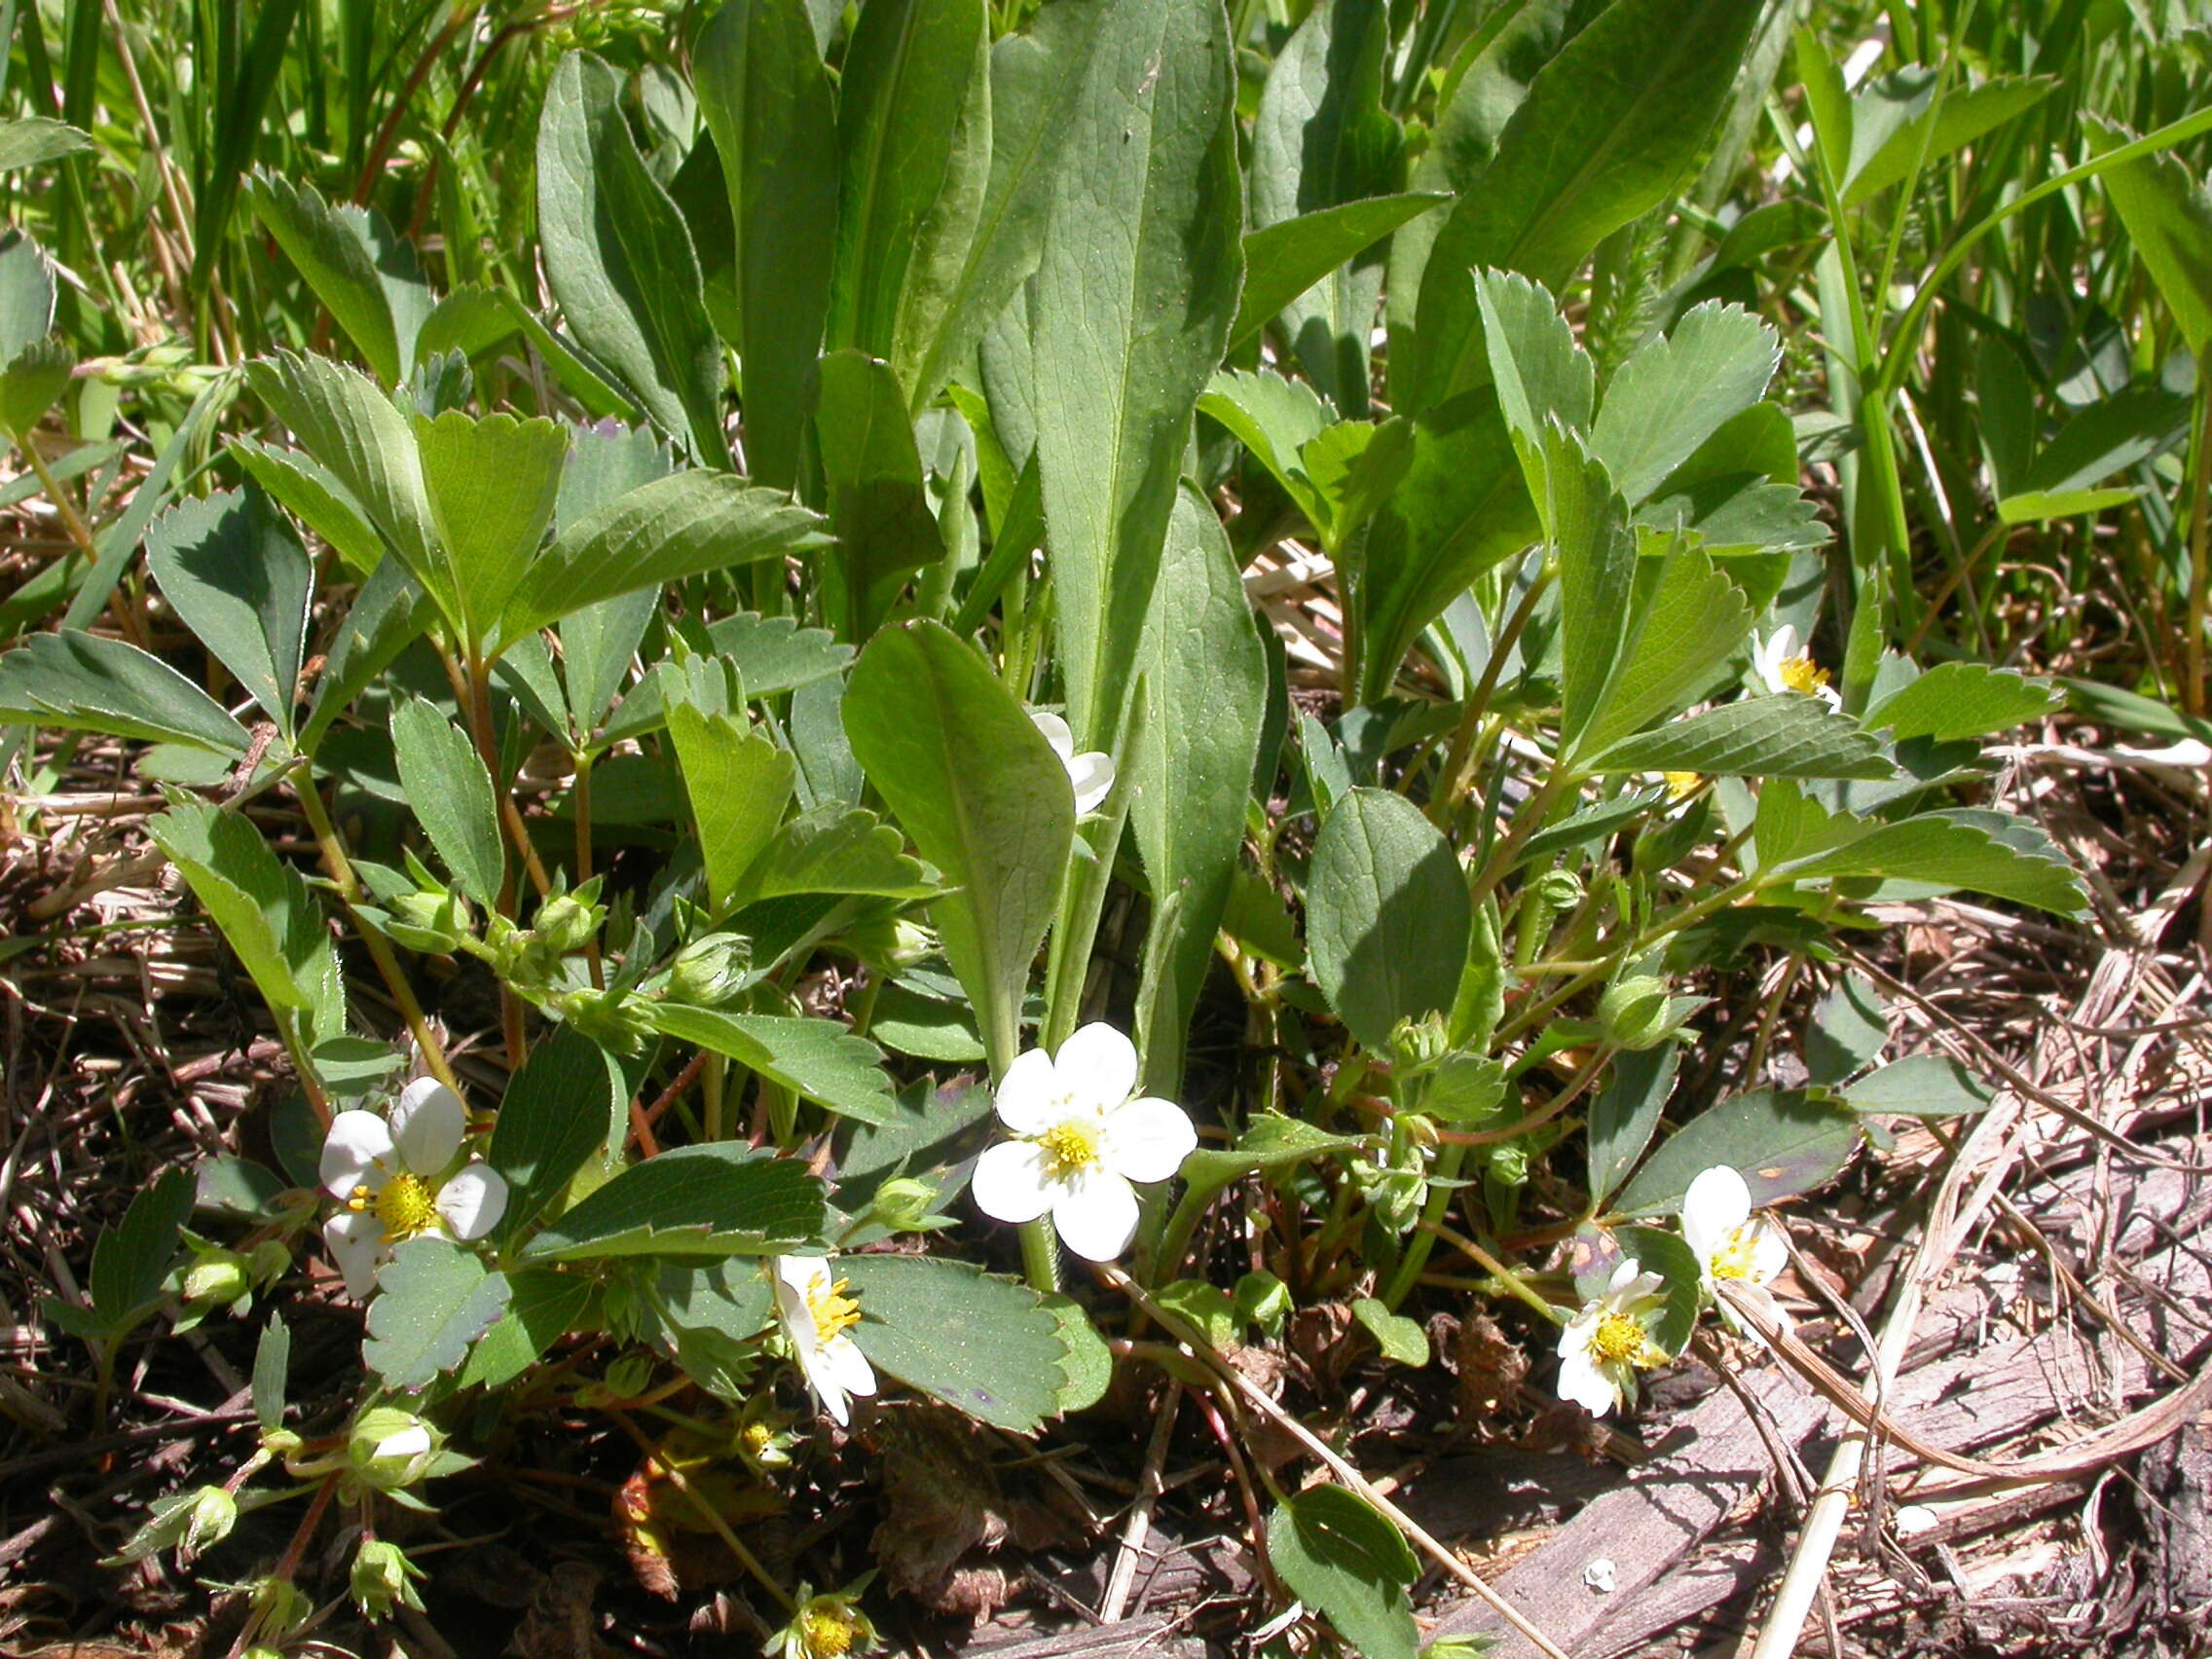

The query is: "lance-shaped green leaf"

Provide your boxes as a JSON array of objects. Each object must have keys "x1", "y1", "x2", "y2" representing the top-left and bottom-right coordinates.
[
  {"x1": 1590, "y1": 302, "x2": 1781, "y2": 506},
  {"x1": 1540, "y1": 422, "x2": 1638, "y2": 753},
  {"x1": 1132, "y1": 485, "x2": 1268, "y2": 1094},
  {"x1": 0, "y1": 117, "x2": 92, "y2": 172},
  {"x1": 1308, "y1": 789, "x2": 1471, "y2": 1052},
  {"x1": 243, "y1": 172, "x2": 431, "y2": 387},
  {"x1": 390, "y1": 696, "x2": 505, "y2": 905},
  {"x1": 2086, "y1": 116, "x2": 2212, "y2": 357},
  {"x1": 1232, "y1": 194, "x2": 1444, "y2": 353},
  {"x1": 842, "y1": 1255, "x2": 1069, "y2": 1432},
  {"x1": 1862, "y1": 662, "x2": 2060, "y2": 745},
  {"x1": 229, "y1": 438, "x2": 387, "y2": 575},
  {"x1": 521, "y1": 1144, "x2": 825, "y2": 1262},
  {"x1": 1474, "y1": 269, "x2": 1593, "y2": 459},
  {"x1": 1842, "y1": 72, "x2": 2057, "y2": 207},
  {"x1": 494, "y1": 472, "x2": 827, "y2": 651},
  {"x1": 414, "y1": 410, "x2": 567, "y2": 645},
  {"x1": 299, "y1": 558, "x2": 432, "y2": 756},
  {"x1": 364, "y1": 1237, "x2": 512, "y2": 1390},
  {"x1": 1408, "y1": 0, "x2": 1761, "y2": 414},
  {"x1": 0, "y1": 630, "x2": 251, "y2": 756},
  {"x1": 667, "y1": 702, "x2": 794, "y2": 912},
  {"x1": 648, "y1": 1007, "x2": 903, "y2": 1127},
  {"x1": 1583, "y1": 696, "x2": 1895, "y2": 779},
  {"x1": 1586, "y1": 1045, "x2": 1677, "y2": 1208},
  {"x1": 694, "y1": 0, "x2": 838, "y2": 489},
  {"x1": 147, "y1": 801, "x2": 345, "y2": 1040},
  {"x1": 827, "y1": 0, "x2": 990, "y2": 392},
  {"x1": 487, "y1": 1025, "x2": 623, "y2": 1245},
  {"x1": 90, "y1": 1169, "x2": 195, "y2": 1328},
  {"x1": 537, "y1": 52, "x2": 727, "y2": 463},
  {"x1": 1030, "y1": 0, "x2": 1243, "y2": 753},
  {"x1": 905, "y1": 0, "x2": 1107, "y2": 410},
  {"x1": 1268, "y1": 1487, "x2": 1419, "y2": 1659},
  {"x1": 842, "y1": 620, "x2": 1073, "y2": 1075},
  {"x1": 815, "y1": 350, "x2": 948, "y2": 637},
  {"x1": 1578, "y1": 541, "x2": 1752, "y2": 756},
  {"x1": 143, "y1": 487, "x2": 313, "y2": 741},
  {"x1": 1768, "y1": 809, "x2": 2085, "y2": 915},
  {"x1": 1249, "y1": 0, "x2": 1404, "y2": 413}
]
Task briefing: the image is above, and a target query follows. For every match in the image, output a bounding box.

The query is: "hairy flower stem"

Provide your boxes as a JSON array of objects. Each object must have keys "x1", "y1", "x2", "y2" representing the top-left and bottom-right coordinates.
[
  {"x1": 1019, "y1": 1218, "x2": 1061, "y2": 1294},
  {"x1": 2186, "y1": 350, "x2": 2211, "y2": 716}
]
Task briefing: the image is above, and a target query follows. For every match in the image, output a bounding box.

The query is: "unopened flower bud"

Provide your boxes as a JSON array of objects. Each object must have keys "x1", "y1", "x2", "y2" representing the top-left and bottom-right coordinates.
[
  {"x1": 248, "y1": 1238, "x2": 292, "y2": 1287},
  {"x1": 534, "y1": 886, "x2": 605, "y2": 954},
  {"x1": 247, "y1": 1576, "x2": 313, "y2": 1639},
  {"x1": 182, "y1": 1250, "x2": 253, "y2": 1309},
  {"x1": 1531, "y1": 868, "x2": 1583, "y2": 912},
  {"x1": 1597, "y1": 977, "x2": 1672, "y2": 1051},
  {"x1": 1234, "y1": 1271, "x2": 1292, "y2": 1339},
  {"x1": 349, "y1": 1407, "x2": 439, "y2": 1490},
  {"x1": 350, "y1": 1537, "x2": 426, "y2": 1618},
  {"x1": 1388, "y1": 1013, "x2": 1451, "y2": 1076},
  {"x1": 863, "y1": 1176, "x2": 943, "y2": 1234},
  {"x1": 670, "y1": 933, "x2": 751, "y2": 1005},
  {"x1": 179, "y1": 1485, "x2": 237, "y2": 1561},
  {"x1": 388, "y1": 888, "x2": 468, "y2": 951}
]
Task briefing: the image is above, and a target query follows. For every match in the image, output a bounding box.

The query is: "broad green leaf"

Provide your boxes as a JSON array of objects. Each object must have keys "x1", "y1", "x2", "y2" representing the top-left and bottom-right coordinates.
[
  {"x1": 1586, "y1": 1045, "x2": 1677, "y2": 1208},
  {"x1": 1180, "y1": 1113, "x2": 1364, "y2": 1191},
  {"x1": 1590, "y1": 303, "x2": 1781, "y2": 505},
  {"x1": 1474, "y1": 268, "x2": 1594, "y2": 457},
  {"x1": 143, "y1": 487, "x2": 313, "y2": 740},
  {"x1": 414, "y1": 410, "x2": 567, "y2": 645},
  {"x1": 1308, "y1": 789, "x2": 1471, "y2": 1052},
  {"x1": 488, "y1": 1026, "x2": 624, "y2": 1244},
  {"x1": 495, "y1": 471, "x2": 827, "y2": 651},
  {"x1": 842, "y1": 620, "x2": 1073, "y2": 1075},
  {"x1": 90, "y1": 1169, "x2": 194, "y2": 1326},
  {"x1": 694, "y1": 0, "x2": 839, "y2": 487},
  {"x1": 1198, "y1": 367, "x2": 1333, "y2": 532},
  {"x1": 1267, "y1": 1487, "x2": 1419, "y2": 1659},
  {"x1": 1583, "y1": 696, "x2": 1895, "y2": 779},
  {"x1": 1862, "y1": 662, "x2": 2060, "y2": 745},
  {"x1": 1773, "y1": 810, "x2": 2086, "y2": 915},
  {"x1": 1132, "y1": 487, "x2": 1268, "y2": 1093},
  {"x1": 1232, "y1": 193, "x2": 1445, "y2": 353},
  {"x1": 2020, "y1": 385, "x2": 2192, "y2": 498},
  {"x1": 842, "y1": 1255, "x2": 1069, "y2": 1433},
  {"x1": 521, "y1": 1143, "x2": 825, "y2": 1262},
  {"x1": 0, "y1": 117, "x2": 92, "y2": 171},
  {"x1": 1841, "y1": 71, "x2": 2057, "y2": 207},
  {"x1": 646, "y1": 1006, "x2": 901, "y2": 1127},
  {"x1": 666, "y1": 703, "x2": 794, "y2": 912},
  {"x1": 1612, "y1": 1089, "x2": 1860, "y2": 1217},
  {"x1": 1029, "y1": 0, "x2": 1243, "y2": 753},
  {"x1": 1805, "y1": 972, "x2": 1887, "y2": 1085},
  {"x1": 363, "y1": 1236, "x2": 512, "y2": 1390},
  {"x1": 148, "y1": 802, "x2": 345, "y2": 1039},
  {"x1": 537, "y1": 53, "x2": 726, "y2": 462},
  {"x1": 738, "y1": 805, "x2": 938, "y2": 903},
  {"x1": 457, "y1": 1270, "x2": 594, "y2": 1391},
  {"x1": 229, "y1": 437, "x2": 387, "y2": 575},
  {"x1": 243, "y1": 172, "x2": 413, "y2": 386},
  {"x1": 1544, "y1": 422, "x2": 1639, "y2": 752},
  {"x1": 1409, "y1": 0, "x2": 1761, "y2": 414},
  {"x1": 1298, "y1": 416, "x2": 1414, "y2": 551},
  {"x1": 2088, "y1": 117, "x2": 2212, "y2": 355},
  {"x1": 815, "y1": 350, "x2": 948, "y2": 637},
  {"x1": 245, "y1": 352, "x2": 440, "y2": 593},
  {"x1": 1355, "y1": 387, "x2": 1537, "y2": 703},
  {"x1": 705, "y1": 612, "x2": 855, "y2": 696},
  {"x1": 389, "y1": 696, "x2": 505, "y2": 905},
  {"x1": 1042, "y1": 1291, "x2": 1113, "y2": 1415},
  {"x1": 1249, "y1": 0, "x2": 1404, "y2": 413},
  {"x1": 417, "y1": 285, "x2": 520, "y2": 364},
  {"x1": 1350, "y1": 1297, "x2": 1429, "y2": 1366},
  {"x1": 299, "y1": 557, "x2": 432, "y2": 755},
  {"x1": 827, "y1": 0, "x2": 991, "y2": 396},
  {"x1": 1, "y1": 335, "x2": 71, "y2": 437},
  {"x1": 1580, "y1": 542, "x2": 1753, "y2": 755},
  {"x1": 870, "y1": 982, "x2": 985, "y2": 1061},
  {"x1": 0, "y1": 630, "x2": 250, "y2": 756},
  {"x1": 1842, "y1": 1054, "x2": 1995, "y2": 1118},
  {"x1": 0, "y1": 228, "x2": 55, "y2": 367},
  {"x1": 1612, "y1": 1224, "x2": 1701, "y2": 1354}
]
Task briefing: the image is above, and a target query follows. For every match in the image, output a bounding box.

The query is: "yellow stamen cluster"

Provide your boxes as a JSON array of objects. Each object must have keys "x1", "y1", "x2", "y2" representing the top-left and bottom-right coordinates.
[
  {"x1": 1589, "y1": 1311, "x2": 1650, "y2": 1366},
  {"x1": 1709, "y1": 1226, "x2": 1763, "y2": 1282},
  {"x1": 1778, "y1": 655, "x2": 1831, "y2": 696},
  {"x1": 806, "y1": 1277, "x2": 862, "y2": 1346},
  {"x1": 356, "y1": 1174, "x2": 438, "y2": 1237},
  {"x1": 1663, "y1": 771, "x2": 1701, "y2": 800},
  {"x1": 798, "y1": 1604, "x2": 859, "y2": 1658},
  {"x1": 1038, "y1": 1118, "x2": 1104, "y2": 1176}
]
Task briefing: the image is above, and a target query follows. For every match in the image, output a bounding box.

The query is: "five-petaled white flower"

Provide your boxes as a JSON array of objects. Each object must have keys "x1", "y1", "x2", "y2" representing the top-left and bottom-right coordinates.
[
  {"x1": 1030, "y1": 710, "x2": 1115, "y2": 815},
  {"x1": 1556, "y1": 1258, "x2": 1670, "y2": 1417},
  {"x1": 972, "y1": 1023, "x2": 1197, "y2": 1263},
  {"x1": 319, "y1": 1079, "x2": 509, "y2": 1298},
  {"x1": 771, "y1": 1256, "x2": 876, "y2": 1427},
  {"x1": 1750, "y1": 625, "x2": 1841, "y2": 709},
  {"x1": 1680, "y1": 1165, "x2": 1790, "y2": 1336}
]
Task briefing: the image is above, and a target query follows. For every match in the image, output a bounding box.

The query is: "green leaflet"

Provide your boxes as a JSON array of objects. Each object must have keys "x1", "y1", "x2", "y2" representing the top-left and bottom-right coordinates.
[
  {"x1": 143, "y1": 487, "x2": 313, "y2": 741},
  {"x1": 1307, "y1": 789, "x2": 1470, "y2": 1052}
]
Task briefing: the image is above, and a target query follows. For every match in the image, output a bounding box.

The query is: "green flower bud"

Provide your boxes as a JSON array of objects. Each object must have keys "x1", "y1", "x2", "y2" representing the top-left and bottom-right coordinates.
[
  {"x1": 534, "y1": 884, "x2": 605, "y2": 955},
  {"x1": 247, "y1": 1576, "x2": 313, "y2": 1640},
  {"x1": 862, "y1": 1176, "x2": 947, "y2": 1235},
  {"x1": 1531, "y1": 868, "x2": 1583, "y2": 912},
  {"x1": 260, "y1": 1427, "x2": 304, "y2": 1458},
  {"x1": 557, "y1": 986, "x2": 650, "y2": 1054},
  {"x1": 1388, "y1": 1012, "x2": 1451, "y2": 1076},
  {"x1": 350, "y1": 1537, "x2": 426, "y2": 1618},
  {"x1": 179, "y1": 1485, "x2": 237, "y2": 1561},
  {"x1": 1234, "y1": 1271, "x2": 1292, "y2": 1339},
  {"x1": 1597, "y1": 977, "x2": 1672, "y2": 1051},
  {"x1": 388, "y1": 888, "x2": 468, "y2": 952},
  {"x1": 247, "y1": 1238, "x2": 292, "y2": 1287},
  {"x1": 669, "y1": 933, "x2": 752, "y2": 1005},
  {"x1": 348, "y1": 1407, "x2": 439, "y2": 1491},
  {"x1": 182, "y1": 1250, "x2": 253, "y2": 1309}
]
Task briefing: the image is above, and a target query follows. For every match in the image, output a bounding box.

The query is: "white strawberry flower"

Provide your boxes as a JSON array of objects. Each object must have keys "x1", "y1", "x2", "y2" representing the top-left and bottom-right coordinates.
[
  {"x1": 1749, "y1": 625, "x2": 1841, "y2": 709},
  {"x1": 1030, "y1": 709, "x2": 1115, "y2": 814},
  {"x1": 1680, "y1": 1165, "x2": 1791, "y2": 1336},
  {"x1": 771, "y1": 1256, "x2": 876, "y2": 1427},
  {"x1": 971, "y1": 1023, "x2": 1197, "y2": 1263},
  {"x1": 319, "y1": 1079, "x2": 508, "y2": 1298},
  {"x1": 1556, "y1": 1258, "x2": 1669, "y2": 1417}
]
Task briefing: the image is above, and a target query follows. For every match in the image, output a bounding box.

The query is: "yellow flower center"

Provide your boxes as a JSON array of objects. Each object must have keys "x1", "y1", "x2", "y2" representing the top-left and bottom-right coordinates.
[
  {"x1": 1778, "y1": 655, "x2": 1830, "y2": 696},
  {"x1": 799, "y1": 1604, "x2": 858, "y2": 1658},
  {"x1": 741, "y1": 1421, "x2": 774, "y2": 1457},
  {"x1": 1710, "y1": 1225, "x2": 1763, "y2": 1282},
  {"x1": 357, "y1": 1174, "x2": 439, "y2": 1238},
  {"x1": 1038, "y1": 1119, "x2": 1103, "y2": 1176},
  {"x1": 1663, "y1": 771, "x2": 1701, "y2": 800},
  {"x1": 806, "y1": 1277, "x2": 862, "y2": 1346},
  {"x1": 1590, "y1": 1311, "x2": 1649, "y2": 1366}
]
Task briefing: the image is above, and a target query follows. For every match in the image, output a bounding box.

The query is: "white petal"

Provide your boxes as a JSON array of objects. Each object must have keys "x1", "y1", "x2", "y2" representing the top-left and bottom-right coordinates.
[
  {"x1": 993, "y1": 1047, "x2": 1064, "y2": 1134},
  {"x1": 1053, "y1": 1022, "x2": 1139, "y2": 1114},
  {"x1": 1029, "y1": 709, "x2": 1076, "y2": 761},
  {"x1": 320, "y1": 1111, "x2": 396, "y2": 1198},
  {"x1": 1102, "y1": 1095, "x2": 1198, "y2": 1185},
  {"x1": 389, "y1": 1079, "x2": 465, "y2": 1173},
  {"x1": 1681, "y1": 1166, "x2": 1751, "y2": 1263},
  {"x1": 1815, "y1": 682, "x2": 1843, "y2": 711},
  {"x1": 323, "y1": 1211, "x2": 388, "y2": 1299},
  {"x1": 1747, "y1": 1217, "x2": 1789, "y2": 1284},
  {"x1": 971, "y1": 1140, "x2": 1057, "y2": 1225},
  {"x1": 374, "y1": 1424, "x2": 433, "y2": 1460},
  {"x1": 824, "y1": 1337, "x2": 877, "y2": 1401},
  {"x1": 1556, "y1": 1346, "x2": 1618, "y2": 1417},
  {"x1": 770, "y1": 1259, "x2": 813, "y2": 1343},
  {"x1": 774, "y1": 1254, "x2": 832, "y2": 1303},
  {"x1": 1605, "y1": 1256, "x2": 1646, "y2": 1296},
  {"x1": 1066, "y1": 751, "x2": 1115, "y2": 814},
  {"x1": 435, "y1": 1163, "x2": 508, "y2": 1241},
  {"x1": 1051, "y1": 1168, "x2": 1139, "y2": 1263},
  {"x1": 794, "y1": 1344, "x2": 852, "y2": 1426}
]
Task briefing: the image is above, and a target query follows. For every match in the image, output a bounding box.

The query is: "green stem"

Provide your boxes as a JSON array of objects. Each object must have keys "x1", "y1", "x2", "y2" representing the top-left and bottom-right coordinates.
[
  {"x1": 2186, "y1": 348, "x2": 2212, "y2": 717},
  {"x1": 1019, "y1": 1217, "x2": 1061, "y2": 1293}
]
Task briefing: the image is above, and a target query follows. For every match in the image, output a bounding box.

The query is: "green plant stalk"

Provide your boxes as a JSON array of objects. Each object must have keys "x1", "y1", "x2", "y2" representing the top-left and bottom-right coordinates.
[
  {"x1": 1411, "y1": 1219, "x2": 1565, "y2": 1325},
  {"x1": 1380, "y1": 1139, "x2": 1467, "y2": 1310},
  {"x1": 1019, "y1": 1218, "x2": 1061, "y2": 1294},
  {"x1": 1041, "y1": 681, "x2": 1149, "y2": 1052},
  {"x1": 2186, "y1": 349, "x2": 2211, "y2": 717},
  {"x1": 1427, "y1": 564, "x2": 1554, "y2": 827}
]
